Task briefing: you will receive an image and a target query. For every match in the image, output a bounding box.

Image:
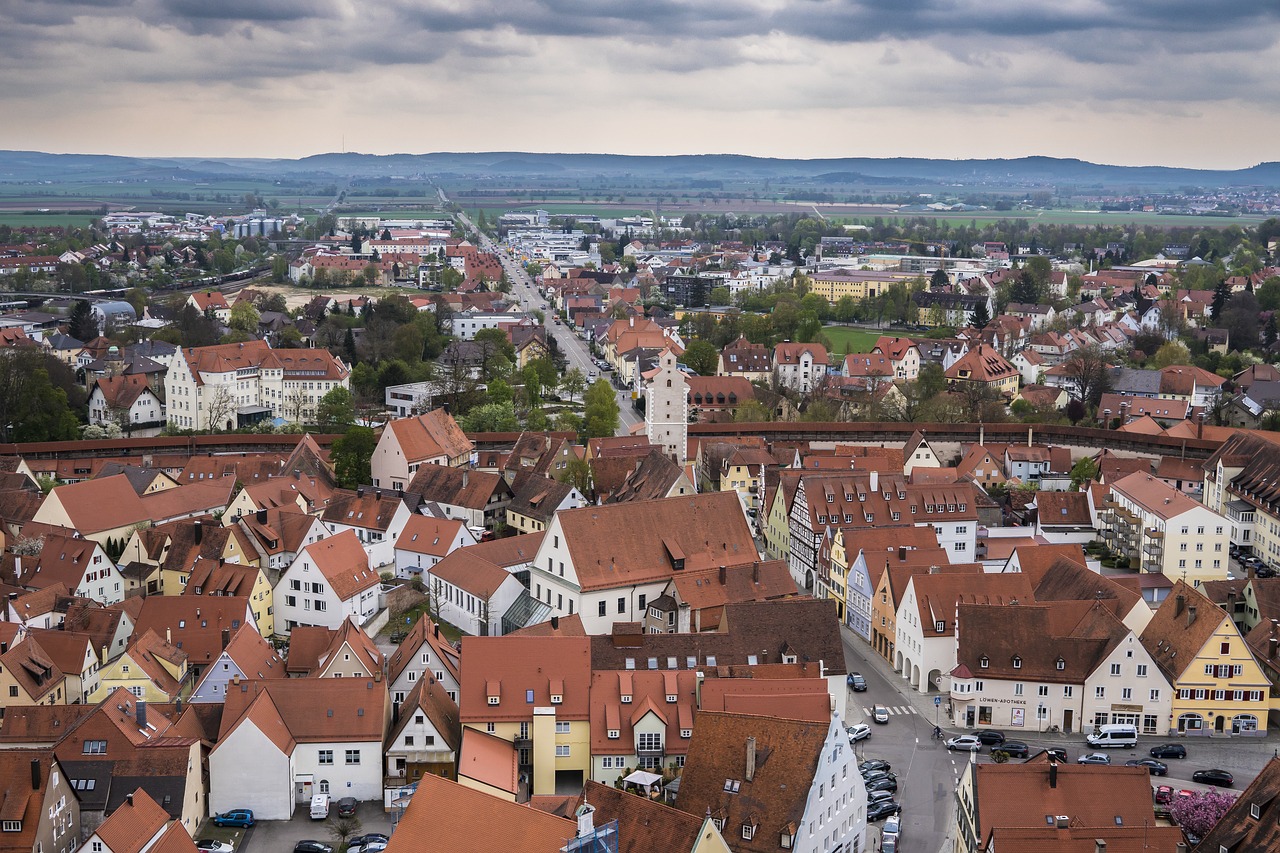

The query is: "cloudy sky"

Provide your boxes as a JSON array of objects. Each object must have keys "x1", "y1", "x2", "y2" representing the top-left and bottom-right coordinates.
[{"x1": 3, "y1": 0, "x2": 1278, "y2": 168}]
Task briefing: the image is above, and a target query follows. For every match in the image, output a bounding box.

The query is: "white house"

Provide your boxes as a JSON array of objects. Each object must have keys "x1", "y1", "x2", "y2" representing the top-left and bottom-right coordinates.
[
  {"x1": 393, "y1": 515, "x2": 477, "y2": 579},
  {"x1": 20, "y1": 533, "x2": 125, "y2": 606},
  {"x1": 275, "y1": 530, "x2": 381, "y2": 633},
  {"x1": 320, "y1": 488, "x2": 414, "y2": 569},
  {"x1": 208, "y1": 677, "x2": 390, "y2": 820},
  {"x1": 87, "y1": 375, "x2": 165, "y2": 433},
  {"x1": 426, "y1": 549, "x2": 525, "y2": 637},
  {"x1": 1105, "y1": 472, "x2": 1231, "y2": 586},
  {"x1": 386, "y1": 617, "x2": 462, "y2": 706},
  {"x1": 188, "y1": 623, "x2": 285, "y2": 703},
  {"x1": 774, "y1": 342, "x2": 829, "y2": 393},
  {"x1": 370, "y1": 409, "x2": 473, "y2": 491}
]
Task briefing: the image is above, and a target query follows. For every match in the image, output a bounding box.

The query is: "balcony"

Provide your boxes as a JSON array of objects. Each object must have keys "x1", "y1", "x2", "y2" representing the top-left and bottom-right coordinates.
[{"x1": 636, "y1": 742, "x2": 666, "y2": 756}]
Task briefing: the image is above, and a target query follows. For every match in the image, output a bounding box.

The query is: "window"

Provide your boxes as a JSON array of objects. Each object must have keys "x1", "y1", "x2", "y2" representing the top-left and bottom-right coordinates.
[
  {"x1": 318, "y1": 750, "x2": 333, "y2": 765},
  {"x1": 556, "y1": 721, "x2": 570, "y2": 734},
  {"x1": 1014, "y1": 683, "x2": 1023, "y2": 696},
  {"x1": 345, "y1": 750, "x2": 360, "y2": 765},
  {"x1": 1122, "y1": 688, "x2": 1132, "y2": 701},
  {"x1": 1056, "y1": 658, "x2": 1065, "y2": 671},
  {"x1": 1064, "y1": 686, "x2": 1073, "y2": 697},
  {"x1": 598, "y1": 601, "x2": 606, "y2": 617},
  {"x1": 1012, "y1": 656, "x2": 1022, "y2": 669},
  {"x1": 935, "y1": 620, "x2": 945, "y2": 632},
  {"x1": 743, "y1": 825, "x2": 756, "y2": 841},
  {"x1": 980, "y1": 656, "x2": 989, "y2": 669},
  {"x1": 1095, "y1": 686, "x2": 1106, "y2": 699},
  {"x1": 1110, "y1": 663, "x2": 1121, "y2": 676},
  {"x1": 618, "y1": 598, "x2": 626, "y2": 614},
  {"x1": 555, "y1": 745, "x2": 570, "y2": 758},
  {"x1": 1251, "y1": 803, "x2": 1261, "y2": 819},
  {"x1": 1221, "y1": 642, "x2": 1231, "y2": 654},
  {"x1": 403, "y1": 736, "x2": 413, "y2": 746},
  {"x1": 1038, "y1": 685, "x2": 1048, "y2": 696},
  {"x1": 638, "y1": 732, "x2": 663, "y2": 752},
  {"x1": 1137, "y1": 664, "x2": 1147, "y2": 677},
  {"x1": 4, "y1": 821, "x2": 23, "y2": 832},
  {"x1": 82, "y1": 740, "x2": 107, "y2": 755}
]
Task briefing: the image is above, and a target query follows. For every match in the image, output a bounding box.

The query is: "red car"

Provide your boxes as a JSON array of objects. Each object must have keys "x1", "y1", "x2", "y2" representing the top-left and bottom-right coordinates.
[{"x1": 1153, "y1": 785, "x2": 1173, "y2": 805}]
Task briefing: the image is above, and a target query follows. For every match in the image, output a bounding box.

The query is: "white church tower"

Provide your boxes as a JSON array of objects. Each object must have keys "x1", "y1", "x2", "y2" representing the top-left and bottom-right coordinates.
[{"x1": 645, "y1": 347, "x2": 688, "y2": 464}]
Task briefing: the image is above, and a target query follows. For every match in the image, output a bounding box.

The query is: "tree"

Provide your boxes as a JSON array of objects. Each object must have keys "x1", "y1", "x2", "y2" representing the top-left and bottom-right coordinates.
[
  {"x1": 68, "y1": 299, "x2": 97, "y2": 341},
  {"x1": 733, "y1": 400, "x2": 773, "y2": 423},
  {"x1": 709, "y1": 286, "x2": 731, "y2": 306},
  {"x1": 327, "y1": 815, "x2": 363, "y2": 847},
  {"x1": 1221, "y1": 291, "x2": 1261, "y2": 350},
  {"x1": 1151, "y1": 341, "x2": 1191, "y2": 369},
  {"x1": 1069, "y1": 456, "x2": 1099, "y2": 490},
  {"x1": 1060, "y1": 345, "x2": 1111, "y2": 406},
  {"x1": 459, "y1": 401, "x2": 519, "y2": 432},
  {"x1": 330, "y1": 426, "x2": 377, "y2": 489},
  {"x1": 683, "y1": 340, "x2": 719, "y2": 376},
  {"x1": 556, "y1": 456, "x2": 594, "y2": 496},
  {"x1": 315, "y1": 387, "x2": 356, "y2": 431},
  {"x1": 229, "y1": 300, "x2": 260, "y2": 335},
  {"x1": 202, "y1": 385, "x2": 236, "y2": 432},
  {"x1": 270, "y1": 254, "x2": 290, "y2": 283},
  {"x1": 583, "y1": 379, "x2": 620, "y2": 438},
  {"x1": 1170, "y1": 790, "x2": 1234, "y2": 839},
  {"x1": 970, "y1": 299, "x2": 992, "y2": 330},
  {"x1": 0, "y1": 356, "x2": 81, "y2": 443}
]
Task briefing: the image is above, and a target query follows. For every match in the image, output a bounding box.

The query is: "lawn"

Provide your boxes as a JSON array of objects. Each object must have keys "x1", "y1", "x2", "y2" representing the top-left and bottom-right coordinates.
[
  {"x1": 819, "y1": 326, "x2": 882, "y2": 354},
  {"x1": 0, "y1": 212, "x2": 100, "y2": 228}
]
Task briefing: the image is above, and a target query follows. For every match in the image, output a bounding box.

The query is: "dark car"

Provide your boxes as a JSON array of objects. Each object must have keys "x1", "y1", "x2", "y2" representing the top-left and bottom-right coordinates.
[
  {"x1": 335, "y1": 797, "x2": 358, "y2": 818},
  {"x1": 995, "y1": 740, "x2": 1029, "y2": 759},
  {"x1": 1040, "y1": 748, "x2": 1069, "y2": 763},
  {"x1": 866, "y1": 776, "x2": 899, "y2": 794},
  {"x1": 211, "y1": 810, "x2": 255, "y2": 828},
  {"x1": 867, "y1": 789, "x2": 895, "y2": 805},
  {"x1": 1192, "y1": 769, "x2": 1234, "y2": 788},
  {"x1": 293, "y1": 844, "x2": 333, "y2": 853},
  {"x1": 859, "y1": 759, "x2": 891, "y2": 774},
  {"x1": 847, "y1": 673, "x2": 868, "y2": 692},
  {"x1": 970, "y1": 730, "x2": 1006, "y2": 746},
  {"x1": 868, "y1": 800, "x2": 902, "y2": 821},
  {"x1": 1149, "y1": 743, "x2": 1187, "y2": 759},
  {"x1": 1126, "y1": 758, "x2": 1168, "y2": 776},
  {"x1": 862, "y1": 770, "x2": 896, "y2": 786},
  {"x1": 1257, "y1": 566, "x2": 1278, "y2": 578}
]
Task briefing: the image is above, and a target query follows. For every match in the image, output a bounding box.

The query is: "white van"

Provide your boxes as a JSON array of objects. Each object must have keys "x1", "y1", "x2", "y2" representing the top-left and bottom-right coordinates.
[
  {"x1": 1086, "y1": 724, "x2": 1138, "y2": 748},
  {"x1": 310, "y1": 793, "x2": 330, "y2": 820}
]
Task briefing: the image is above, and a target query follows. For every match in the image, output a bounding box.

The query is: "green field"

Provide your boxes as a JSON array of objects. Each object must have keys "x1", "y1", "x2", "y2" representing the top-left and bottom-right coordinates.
[
  {"x1": 0, "y1": 212, "x2": 99, "y2": 228},
  {"x1": 819, "y1": 326, "x2": 881, "y2": 354},
  {"x1": 830, "y1": 209, "x2": 1270, "y2": 229}
]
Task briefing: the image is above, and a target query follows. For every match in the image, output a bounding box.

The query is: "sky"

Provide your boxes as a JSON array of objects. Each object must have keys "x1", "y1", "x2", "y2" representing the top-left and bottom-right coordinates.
[{"x1": 2, "y1": 0, "x2": 1279, "y2": 169}]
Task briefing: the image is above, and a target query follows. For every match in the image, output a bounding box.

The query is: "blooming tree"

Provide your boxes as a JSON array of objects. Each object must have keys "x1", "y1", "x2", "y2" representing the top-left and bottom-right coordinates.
[{"x1": 1170, "y1": 789, "x2": 1234, "y2": 838}]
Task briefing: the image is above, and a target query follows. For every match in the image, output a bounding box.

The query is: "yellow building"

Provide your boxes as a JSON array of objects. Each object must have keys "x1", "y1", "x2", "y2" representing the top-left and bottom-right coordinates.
[
  {"x1": 719, "y1": 447, "x2": 774, "y2": 513},
  {"x1": 186, "y1": 556, "x2": 276, "y2": 638},
  {"x1": 93, "y1": 628, "x2": 190, "y2": 703},
  {"x1": 944, "y1": 344, "x2": 1019, "y2": 399},
  {"x1": 1141, "y1": 581, "x2": 1270, "y2": 736},
  {"x1": 808, "y1": 269, "x2": 916, "y2": 303},
  {"x1": 762, "y1": 475, "x2": 799, "y2": 564}
]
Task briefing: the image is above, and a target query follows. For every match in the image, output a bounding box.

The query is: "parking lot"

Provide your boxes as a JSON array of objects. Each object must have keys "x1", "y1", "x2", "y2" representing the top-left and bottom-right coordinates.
[{"x1": 202, "y1": 801, "x2": 396, "y2": 853}]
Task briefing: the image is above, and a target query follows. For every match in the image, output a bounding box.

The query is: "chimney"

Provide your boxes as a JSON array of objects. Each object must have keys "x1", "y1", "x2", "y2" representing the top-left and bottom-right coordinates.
[
  {"x1": 1027, "y1": 427, "x2": 1033, "y2": 447},
  {"x1": 30, "y1": 758, "x2": 41, "y2": 791},
  {"x1": 135, "y1": 700, "x2": 147, "y2": 729},
  {"x1": 194, "y1": 520, "x2": 203, "y2": 544},
  {"x1": 127, "y1": 793, "x2": 134, "y2": 808},
  {"x1": 102, "y1": 645, "x2": 109, "y2": 666},
  {"x1": 222, "y1": 628, "x2": 231, "y2": 650},
  {"x1": 1094, "y1": 842, "x2": 1106, "y2": 853},
  {"x1": 753, "y1": 562, "x2": 760, "y2": 584},
  {"x1": 166, "y1": 627, "x2": 172, "y2": 644},
  {"x1": 745, "y1": 736, "x2": 756, "y2": 782},
  {"x1": 0, "y1": 642, "x2": 5, "y2": 655},
  {"x1": 433, "y1": 624, "x2": 440, "y2": 639},
  {"x1": 1174, "y1": 593, "x2": 1185, "y2": 616},
  {"x1": 462, "y1": 470, "x2": 469, "y2": 489},
  {"x1": 256, "y1": 508, "x2": 268, "y2": 524},
  {"x1": 719, "y1": 565, "x2": 727, "y2": 586},
  {"x1": 1187, "y1": 605, "x2": 1197, "y2": 626},
  {"x1": 551, "y1": 615, "x2": 560, "y2": 630},
  {"x1": 1049, "y1": 763, "x2": 1057, "y2": 789},
  {"x1": 374, "y1": 670, "x2": 382, "y2": 682}
]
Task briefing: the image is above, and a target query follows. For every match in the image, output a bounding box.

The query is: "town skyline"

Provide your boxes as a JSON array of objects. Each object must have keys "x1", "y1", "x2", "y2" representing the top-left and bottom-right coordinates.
[{"x1": 3, "y1": 1, "x2": 1279, "y2": 169}]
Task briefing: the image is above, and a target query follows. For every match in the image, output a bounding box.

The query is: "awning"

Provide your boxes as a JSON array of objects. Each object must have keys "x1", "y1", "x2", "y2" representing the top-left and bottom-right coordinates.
[{"x1": 622, "y1": 770, "x2": 662, "y2": 788}]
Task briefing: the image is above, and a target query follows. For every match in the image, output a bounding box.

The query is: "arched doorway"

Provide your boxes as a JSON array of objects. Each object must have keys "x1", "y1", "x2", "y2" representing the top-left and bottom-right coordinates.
[
  {"x1": 911, "y1": 663, "x2": 921, "y2": 691},
  {"x1": 927, "y1": 669, "x2": 943, "y2": 693},
  {"x1": 1233, "y1": 714, "x2": 1258, "y2": 734},
  {"x1": 1215, "y1": 714, "x2": 1225, "y2": 734},
  {"x1": 895, "y1": 651, "x2": 905, "y2": 674}
]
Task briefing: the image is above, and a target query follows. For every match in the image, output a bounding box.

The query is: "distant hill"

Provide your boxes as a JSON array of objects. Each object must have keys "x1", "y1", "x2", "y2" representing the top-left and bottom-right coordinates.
[{"x1": 3, "y1": 149, "x2": 1280, "y2": 189}]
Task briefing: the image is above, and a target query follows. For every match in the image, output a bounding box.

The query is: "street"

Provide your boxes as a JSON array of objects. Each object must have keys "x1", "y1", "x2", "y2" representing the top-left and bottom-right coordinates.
[{"x1": 452, "y1": 209, "x2": 641, "y2": 436}]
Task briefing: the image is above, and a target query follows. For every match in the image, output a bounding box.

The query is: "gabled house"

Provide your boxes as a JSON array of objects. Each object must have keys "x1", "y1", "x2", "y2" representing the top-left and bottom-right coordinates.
[
  {"x1": 130, "y1": 596, "x2": 255, "y2": 679},
  {"x1": 183, "y1": 557, "x2": 274, "y2": 637},
  {"x1": 320, "y1": 488, "x2": 413, "y2": 568},
  {"x1": 406, "y1": 464, "x2": 513, "y2": 532},
  {"x1": 31, "y1": 476, "x2": 151, "y2": 550},
  {"x1": 870, "y1": 335, "x2": 921, "y2": 380},
  {"x1": 370, "y1": 409, "x2": 473, "y2": 490},
  {"x1": 386, "y1": 617, "x2": 461, "y2": 707},
  {"x1": 384, "y1": 673, "x2": 461, "y2": 784},
  {"x1": 393, "y1": 515, "x2": 477, "y2": 579},
  {"x1": 87, "y1": 375, "x2": 165, "y2": 435},
  {"x1": 0, "y1": 750, "x2": 79, "y2": 853},
  {"x1": 426, "y1": 548, "x2": 525, "y2": 637},
  {"x1": 0, "y1": 635, "x2": 68, "y2": 710},
  {"x1": 574, "y1": 781, "x2": 731, "y2": 853},
  {"x1": 26, "y1": 628, "x2": 100, "y2": 704},
  {"x1": 93, "y1": 629, "x2": 188, "y2": 703},
  {"x1": 187, "y1": 623, "x2": 284, "y2": 703},
  {"x1": 208, "y1": 677, "x2": 390, "y2": 819},
  {"x1": 588, "y1": 668, "x2": 697, "y2": 781},
  {"x1": 290, "y1": 617, "x2": 384, "y2": 679},
  {"x1": 674, "y1": 710, "x2": 865, "y2": 853},
  {"x1": 944, "y1": 344, "x2": 1018, "y2": 398},
  {"x1": 902, "y1": 429, "x2": 942, "y2": 475},
  {"x1": 80, "y1": 786, "x2": 171, "y2": 853},
  {"x1": 1140, "y1": 580, "x2": 1269, "y2": 736},
  {"x1": 504, "y1": 473, "x2": 584, "y2": 534},
  {"x1": 773, "y1": 342, "x2": 829, "y2": 393},
  {"x1": 19, "y1": 534, "x2": 124, "y2": 606},
  {"x1": 275, "y1": 530, "x2": 380, "y2": 632},
  {"x1": 716, "y1": 335, "x2": 771, "y2": 382},
  {"x1": 236, "y1": 507, "x2": 326, "y2": 572}
]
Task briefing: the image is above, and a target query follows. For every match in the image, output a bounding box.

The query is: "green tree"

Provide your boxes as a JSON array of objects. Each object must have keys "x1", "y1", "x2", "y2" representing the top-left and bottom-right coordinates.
[
  {"x1": 560, "y1": 368, "x2": 587, "y2": 402},
  {"x1": 683, "y1": 340, "x2": 719, "y2": 376},
  {"x1": 583, "y1": 379, "x2": 620, "y2": 438},
  {"x1": 0, "y1": 351, "x2": 82, "y2": 443},
  {"x1": 271, "y1": 254, "x2": 290, "y2": 283},
  {"x1": 1151, "y1": 341, "x2": 1191, "y2": 369},
  {"x1": 970, "y1": 299, "x2": 992, "y2": 330},
  {"x1": 330, "y1": 426, "x2": 377, "y2": 489},
  {"x1": 556, "y1": 456, "x2": 594, "y2": 495},
  {"x1": 1069, "y1": 456, "x2": 1099, "y2": 490},
  {"x1": 315, "y1": 387, "x2": 356, "y2": 431},
  {"x1": 68, "y1": 299, "x2": 97, "y2": 341},
  {"x1": 709, "y1": 286, "x2": 731, "y2": 306},
  {"x1": 459, "y1": 401, "x2": 520, "y2": 432},
  {"x1": 229, "y1": 300, "x2": 260, "y2": 334}
]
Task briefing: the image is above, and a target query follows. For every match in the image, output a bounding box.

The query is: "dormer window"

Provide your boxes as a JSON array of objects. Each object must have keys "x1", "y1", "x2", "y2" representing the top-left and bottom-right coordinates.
[
  {"x1": 550, "y1": 694, "x2": 562, "y2": 704},
  {"x1": 935, "y1": 620, "x2": 945, "y2": 632},
  {"x1": 980, "y1": 656, "x2": 989, "y2": 669},
  {"x1": 666, "y1": 694, "x2": 677, "y2": 703},
  {"x1": 1012, "y1": 656, "x2": 1022, "y2": 669},
  {"x1": 1056, "y1": 658, "x2": 1066, "y2": 671},
  {"x1": 621, "y1": 694, "x2": 632, "y2": 703},
  {"x1": 608, "y1": 729, "x2": 620, "y2": 739},
  {"x1": 742, "y1": 824, "x2": 756, "y2": 841}
]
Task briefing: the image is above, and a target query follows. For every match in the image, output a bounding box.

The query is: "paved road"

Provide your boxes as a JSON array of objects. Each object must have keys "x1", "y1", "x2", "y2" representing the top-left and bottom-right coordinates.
[{"x1": 450, "y1": 207, "x2": 641, "y2": 436}]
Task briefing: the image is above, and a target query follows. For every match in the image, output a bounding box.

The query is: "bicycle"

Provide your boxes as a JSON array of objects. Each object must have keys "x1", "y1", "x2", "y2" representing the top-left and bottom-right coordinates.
[
  {"x1": 932, "y1": 726, "x2": 943, "y2": 740},
  {"x1": 1046, "y1": 724, "x2": 1060, "y2": 734}
]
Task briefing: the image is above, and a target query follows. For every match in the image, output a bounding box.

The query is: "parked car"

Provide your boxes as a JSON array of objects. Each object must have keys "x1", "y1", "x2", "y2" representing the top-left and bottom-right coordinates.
[
  {"x1": 872, "y1": 706, "x2": 890, "y2": 723},
  {"x1": 868, "y1": 800, "x2": 901, "y2": 821},
  {"x1": 348, "y1": 844, "x2": 386, "y2": 853},
  {"x1": 867, "y1": 776, "x2": 898, "y2": 794},
  {"x1": 881, "y1": 835, "x2": 898, "y2": 853},
  {"x1": 211, "y1": 810, "x2": 254, "y2": 828},
  {"x1": 1149, "y1": 743, "x2": 1187, "y2": 759},
  {"x1": 196, "y1": 842, "x2": 233, "y2": 853},
  {"x1": 1039, "y1": 748, "x2": 1069, "y2": 763},
  {"x1": 883, "y1": 815, "x2": 901, "y2": 840},
  {"x1": 1077, "y1": 752, "x2": 1112, "y2": 765},
  {"x1": 970, "y1": 730, "x2": 1006, "y2": 746},
  {"x1": 945, "y1": 735, "x2": 983, "y2": 752},
  {"x1": 847, "y1": 673, "x2": 867, "y2": 692},
  {"x1": 996, "y1": 740, "x2": 1030, "y2": 758},
  {"x1": 862, "y1": 769, "x2": 895, "y2": 784},
  {"x1": 859, "y1": 759, "x2": 891, "y2": 774},
  {"x1": 348, "y1": 836, "x2": 389, "y2": 849},
  {"x1": 1154, "y1": 784, "x2": 1174, "y2": 804},
  {"x1": 1192, "y1": 769, "x2": 1234, "y2": 787},
  {"x1": 335, "y1": 797, "x2": 358, "y2": 818},
  {"x1": 1126, "y1": 758, "x2": 1168, "y2": 776},
  {"x1": 847, "y1": 723, "x2": 871, "y2": 742},
  {"x1": 1257, "y1": 566, "x2": 1277, "y2": 578},
  {"x1": 293, "y1": 844, "x2": 333, "y2": 853},
  {"x1": 867, "y1": 789, "x2": 895, "y2": 805}
]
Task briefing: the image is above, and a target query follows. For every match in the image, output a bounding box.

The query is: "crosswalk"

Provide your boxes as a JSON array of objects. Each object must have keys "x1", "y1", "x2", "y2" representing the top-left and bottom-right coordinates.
[{"x1": 862, "y1": 706, "x2": 917, "y2": 716}]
